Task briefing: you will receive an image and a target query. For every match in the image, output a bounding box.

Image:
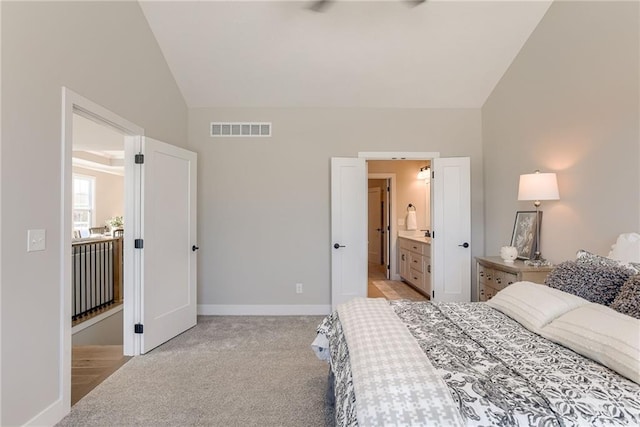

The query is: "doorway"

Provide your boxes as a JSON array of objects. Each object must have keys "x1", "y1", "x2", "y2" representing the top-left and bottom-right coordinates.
[
  {"x1": 70, "y1": 112, "x2": 128, "y2": 404},
  {"x1": 366, "y1": 161, "x2": 430, "y2": 301},
  {"x1": 330, "y1": 152, "x2": 471, "y2": 308},
  {"x1": 62, "y1": 88, "x2": 144, "y2": 411}
]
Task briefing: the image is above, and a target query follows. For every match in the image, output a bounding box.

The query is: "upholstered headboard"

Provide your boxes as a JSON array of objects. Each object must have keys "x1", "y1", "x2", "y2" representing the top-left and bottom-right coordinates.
[{"x1": 607, "y1": 232, "x2": 640, "y2": 264}]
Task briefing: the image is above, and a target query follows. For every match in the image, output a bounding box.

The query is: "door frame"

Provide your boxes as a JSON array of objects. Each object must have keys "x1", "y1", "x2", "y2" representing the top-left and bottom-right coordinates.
[
  {"x1": 362, "y1": 153, "x2": 440, "y2": 283},
  {"x1": 367, "y1": 173, "x2": 398, "y2": 280},
  {"x1": 61, "y1": 88, "x2": 144, "y2": 410}
]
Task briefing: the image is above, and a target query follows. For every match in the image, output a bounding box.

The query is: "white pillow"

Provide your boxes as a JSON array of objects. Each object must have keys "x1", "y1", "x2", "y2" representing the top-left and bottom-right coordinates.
[
  {"x1": 486, "y1": 281, "x2": 590, "y2": 333},
  {"x1": 608, "y1": 232, "x2": 640, "y2": 264},
  {"x1": 540, "y1": 304, "x2": 640, "y2": 385}
]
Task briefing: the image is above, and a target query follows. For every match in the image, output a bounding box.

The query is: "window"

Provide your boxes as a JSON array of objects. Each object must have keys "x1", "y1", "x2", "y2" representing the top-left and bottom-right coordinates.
[{"x1": 73, "y1": 174, "x2": 95, "y2": 230}]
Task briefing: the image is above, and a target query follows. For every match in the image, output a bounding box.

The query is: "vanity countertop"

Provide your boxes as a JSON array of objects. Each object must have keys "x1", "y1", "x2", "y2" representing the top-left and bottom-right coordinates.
[{"x1": 398, "y1": 235, "x2": 432, "y2": 244}]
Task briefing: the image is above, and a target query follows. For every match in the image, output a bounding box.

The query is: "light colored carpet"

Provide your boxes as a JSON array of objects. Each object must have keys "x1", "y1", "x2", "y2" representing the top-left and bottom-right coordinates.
[{"x1": 57, "y1": 316, "x2": 333, "y2": 427}]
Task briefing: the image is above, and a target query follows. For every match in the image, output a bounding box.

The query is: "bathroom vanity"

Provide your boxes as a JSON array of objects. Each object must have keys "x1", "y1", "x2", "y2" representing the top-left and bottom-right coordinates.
[{"x1": 398, "y1": 236, "x2": 432, "y2": 298}]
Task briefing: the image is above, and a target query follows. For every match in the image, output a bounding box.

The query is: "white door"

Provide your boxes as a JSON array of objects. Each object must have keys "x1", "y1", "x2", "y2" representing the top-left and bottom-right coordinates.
[
  {"x1": 138, "y1": 137, "x2": 198, "y2": 353},
  {"x1": 431, "y1": 157, "x2": 471, "y2": 302},
  {"x1": 331, "y1": 157, "x2": 367, "y2": 309},
  {"x1": 368, "y1": 187, "x2": 382, "y2": 265}
]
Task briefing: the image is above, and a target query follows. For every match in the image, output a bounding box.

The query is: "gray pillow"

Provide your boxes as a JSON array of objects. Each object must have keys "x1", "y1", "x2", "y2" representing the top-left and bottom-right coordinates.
[
  {"x1": 544, "y1": 260, "x2": 634, "y2": 306},
  {"x1": 610, "y1": 275, "x2": 640, "y2": 319},
  {"x1": 576, "y1": 249, "x2": 640, "y2": 274}
]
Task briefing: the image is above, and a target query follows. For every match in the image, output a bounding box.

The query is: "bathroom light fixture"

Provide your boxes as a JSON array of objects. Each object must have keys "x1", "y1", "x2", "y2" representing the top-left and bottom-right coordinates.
[
  {"x1": 518, "y1": 170, "x2": 559, "y2": 266},
  {"x1": 417, "y1": 167, "x2": 430, "y2": 181}
]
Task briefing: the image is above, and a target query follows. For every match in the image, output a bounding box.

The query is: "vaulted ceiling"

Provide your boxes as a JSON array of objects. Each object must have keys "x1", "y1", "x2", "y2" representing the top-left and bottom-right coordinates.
[{"x1": 139, "y1": 0, "x2": 552, "y2": 109}]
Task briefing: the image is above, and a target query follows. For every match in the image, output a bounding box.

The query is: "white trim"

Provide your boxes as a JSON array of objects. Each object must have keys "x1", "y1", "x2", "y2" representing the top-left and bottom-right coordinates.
[
  {"x1": 359, "y1": 151, "x2": 440, "y2": 160},
  {"x1": 198, "y1": 304, "x2": 331, "y2": 316},
  {"x1": 367, "y1": 173, "x2": 399, "y2": 280},
  {"x1": 61, "y1": 87, "x2": 144, "y2": 425},
  {"x1": 23, "y1": 400, "x2": 66, "y2": 427},
  {"x1": 0, "y1": 2, "x2": 3, "y2": 421},
  {"x1": 71, "y1": 305, "x2": 123, "y2": 335}
]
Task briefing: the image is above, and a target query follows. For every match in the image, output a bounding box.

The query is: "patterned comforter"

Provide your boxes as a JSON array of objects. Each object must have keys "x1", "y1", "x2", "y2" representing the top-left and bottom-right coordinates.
[{"x1": 317, "y1": 300, "x2": 640, "y2": 426}]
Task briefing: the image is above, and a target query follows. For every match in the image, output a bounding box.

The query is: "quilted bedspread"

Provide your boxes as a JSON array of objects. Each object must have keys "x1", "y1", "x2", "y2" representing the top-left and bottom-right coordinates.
[
  {"x1": 316, "y1": 300, "x2": 640, "y2": 427},
  {"x1": 336, "y1": 298, "x2": 464, "y2": 426}
]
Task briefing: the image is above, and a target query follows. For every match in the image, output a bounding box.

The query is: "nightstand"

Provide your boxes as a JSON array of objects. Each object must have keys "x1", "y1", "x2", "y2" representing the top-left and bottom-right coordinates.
[{"x1": 476, "y1": 256, "x2": 554, "y2": 302}]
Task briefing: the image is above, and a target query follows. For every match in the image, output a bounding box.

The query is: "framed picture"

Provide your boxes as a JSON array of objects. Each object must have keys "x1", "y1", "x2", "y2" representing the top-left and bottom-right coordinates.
[{"x1": 510, "y1": 211, "x2": 540, "y2": 260}]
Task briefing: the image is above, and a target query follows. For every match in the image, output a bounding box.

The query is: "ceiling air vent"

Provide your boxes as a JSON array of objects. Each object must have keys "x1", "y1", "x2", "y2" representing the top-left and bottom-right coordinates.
[{"x1": 210, "y1": 122, "x2": 271, "y2": 138}]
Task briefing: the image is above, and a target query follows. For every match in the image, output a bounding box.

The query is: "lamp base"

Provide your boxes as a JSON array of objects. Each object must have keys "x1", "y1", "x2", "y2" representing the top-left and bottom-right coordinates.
[{"x1": 524, "y1": 253, "x2": 552, "y2": 267}]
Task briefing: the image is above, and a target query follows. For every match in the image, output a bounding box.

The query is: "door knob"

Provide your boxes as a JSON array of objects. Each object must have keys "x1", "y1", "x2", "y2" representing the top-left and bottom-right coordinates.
[
  {"x1": 192, "y1": 245, "x2": 200, "y2": 252},
  {"x1": 458, "y1": 242, "x2": 469, "y2": 248},
  {"x1": 334, "y1": 243, "x2": 346, "y2": 249}
]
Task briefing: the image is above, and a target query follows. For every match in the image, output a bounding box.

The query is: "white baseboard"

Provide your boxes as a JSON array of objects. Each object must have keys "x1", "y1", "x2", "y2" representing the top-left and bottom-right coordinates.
[
  {"x1": 24, "y1": 398, "x2": 67, "y2": 427},
  {"x1": 197, "y1": 304, "x2": 331, "y2": 316}
]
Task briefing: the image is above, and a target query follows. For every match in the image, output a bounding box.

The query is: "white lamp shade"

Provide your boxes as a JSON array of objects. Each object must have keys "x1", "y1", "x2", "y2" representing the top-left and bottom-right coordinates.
[{"x1": 518, "y1": 172, "x2": 559, "y2": 201}]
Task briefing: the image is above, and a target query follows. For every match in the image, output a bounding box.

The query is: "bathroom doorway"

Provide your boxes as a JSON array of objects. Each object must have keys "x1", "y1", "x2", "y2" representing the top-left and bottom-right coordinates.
[{"x1": 366, "y1": 160, "x2": 430, "y2": 301}]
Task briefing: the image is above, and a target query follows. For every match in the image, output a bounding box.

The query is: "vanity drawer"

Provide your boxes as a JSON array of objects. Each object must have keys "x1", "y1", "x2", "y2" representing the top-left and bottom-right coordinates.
[
  {"x1": 409, "y1": 252, "x2": 425, "y2": 273},
  {"x1": 409, "y1": 268, "x2": 424, "y2": 287},
  {"x1": 408, "y1": 242, "x2": 428, "y2": 256}
]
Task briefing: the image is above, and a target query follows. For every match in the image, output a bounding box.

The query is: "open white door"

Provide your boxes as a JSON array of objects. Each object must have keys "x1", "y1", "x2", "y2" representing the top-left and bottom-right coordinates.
[
  {"x1": 331, "y1": 157, "x2": 367, "y2": 309},
  {"x1": 137, "y1": 137, "x2": 198, "y2": 353},
  {"x1": 431, "y1": 157, "x2": 471, "y2": 302}
]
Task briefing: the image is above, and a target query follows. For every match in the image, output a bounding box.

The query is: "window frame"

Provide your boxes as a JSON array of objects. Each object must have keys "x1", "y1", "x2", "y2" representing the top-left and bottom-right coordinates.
[{"x1": 72, "y1": 173, "x2": 96, "y2": 230}]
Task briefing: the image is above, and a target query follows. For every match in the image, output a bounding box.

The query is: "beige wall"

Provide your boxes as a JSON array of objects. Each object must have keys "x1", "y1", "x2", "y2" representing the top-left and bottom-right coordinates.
[
  {"x1": 368, "y1": 160, "x2": 431, "y2": 232},
  {"x1": 72, "y1": 166, "x2": 124, "y2": 230},
  {"x1": 188, "y1": 107, "x2": 483, "y2": 307},
  {"x1": 1, "y1": 2, "x2": 187, "y2": 425},
  {"x1": 482, "y1": 1, "x2": 640, "y2": 263}
]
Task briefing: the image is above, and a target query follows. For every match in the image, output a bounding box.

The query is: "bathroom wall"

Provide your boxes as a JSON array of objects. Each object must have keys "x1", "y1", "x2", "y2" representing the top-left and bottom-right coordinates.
[{"x1": 368, "y1": 160, "x2": 431, "y2": 234}]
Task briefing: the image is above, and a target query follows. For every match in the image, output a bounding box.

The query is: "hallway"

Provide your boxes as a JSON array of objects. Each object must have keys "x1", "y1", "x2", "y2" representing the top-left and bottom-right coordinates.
[{"x1": 72, "y1": 345, "x2": 131, "y2": 405}]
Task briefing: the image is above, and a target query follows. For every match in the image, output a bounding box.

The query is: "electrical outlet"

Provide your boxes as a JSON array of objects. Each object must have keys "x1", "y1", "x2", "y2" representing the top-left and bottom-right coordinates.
[{"x1": 296, "y1": 283, "x2": 303, "y2": 294}]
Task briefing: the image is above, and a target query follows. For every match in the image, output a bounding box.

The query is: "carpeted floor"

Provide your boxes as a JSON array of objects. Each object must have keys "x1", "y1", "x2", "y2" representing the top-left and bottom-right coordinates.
[{"x1": 57, "y1": 316, "x2": 334, "y2": 427}]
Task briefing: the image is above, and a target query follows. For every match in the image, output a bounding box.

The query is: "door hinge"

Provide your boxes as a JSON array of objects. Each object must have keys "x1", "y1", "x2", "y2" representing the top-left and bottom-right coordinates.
[
  {"x1": 432, "y1": 290, "x2": 435, "y2": 298},
  {"x1": 387, "y1": 264, "x2": 390, "y2": 270},
  {"x1": 135, "y1": 153, "x2": 144, "y2": 164},
  {"x1": 387, "y1": 186, "x2": 390, "y2": 192},
  {"x1": 432, "y1": 231, "x2": 435, "y2": 239},
  {"x1": 431, "y1": 170, "x2": 435, "y2": 179},
  {"x1": 134, "y1": 238, "x2": 144, "y2": 249},
  {"x1": 134, "y1": 324, "x2": 144, "y2": 334}
]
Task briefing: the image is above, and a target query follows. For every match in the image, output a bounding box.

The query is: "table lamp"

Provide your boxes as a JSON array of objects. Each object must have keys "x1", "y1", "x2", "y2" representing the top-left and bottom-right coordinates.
[{"x1": 517, "y1": 170, "x2": 559, "y2": 266}]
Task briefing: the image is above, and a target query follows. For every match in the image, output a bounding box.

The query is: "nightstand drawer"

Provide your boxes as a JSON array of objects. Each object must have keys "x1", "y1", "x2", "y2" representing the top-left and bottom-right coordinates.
[
  {"x1": 494, "y1": 271, "x2": 518, "y2": 290},
  {"x1": 475, "y1": 256, "x2": 553, "y2": 302}
]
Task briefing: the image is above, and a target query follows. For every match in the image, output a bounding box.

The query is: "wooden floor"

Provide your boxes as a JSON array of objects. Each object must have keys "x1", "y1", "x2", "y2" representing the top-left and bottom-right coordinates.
[
  {"x1": 72, "y1": 345, "x2": 131, "y2": 405},
  {"x1": 367, "y1": 263, "x2": 428, "y2": 301}
]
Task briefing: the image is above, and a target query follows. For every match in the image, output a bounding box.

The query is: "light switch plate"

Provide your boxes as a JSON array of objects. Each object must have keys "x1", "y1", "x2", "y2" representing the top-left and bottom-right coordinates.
[{"x1": 27, "y1": 229, "x2": 46, "y2": 252}]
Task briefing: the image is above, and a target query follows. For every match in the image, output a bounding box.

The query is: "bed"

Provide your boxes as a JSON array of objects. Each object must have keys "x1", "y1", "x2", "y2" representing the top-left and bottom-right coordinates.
[{"x1": 313, "y1": 236, "x2": 640, "y2": 426}]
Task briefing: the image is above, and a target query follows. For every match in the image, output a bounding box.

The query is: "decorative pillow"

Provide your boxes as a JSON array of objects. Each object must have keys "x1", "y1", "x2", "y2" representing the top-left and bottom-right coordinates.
[
  {"x1": 608, "y1": 232, "x2": 640, "y2": 264},
  {"x1": 486, "y1": 281, "x2": 589, "y2": 333},
  {"x1": 576, "y1": 249, "x2": 640, "y2": 274},
  {"x1": 544, "y1": 260, "x2": 634, "y2": 306},
  {"x1": 540, "y1": 303, "x2": 640, "y2": 384},
  {"x1": 610, "y1": 275, "x2": 640, "y2": 319}
]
